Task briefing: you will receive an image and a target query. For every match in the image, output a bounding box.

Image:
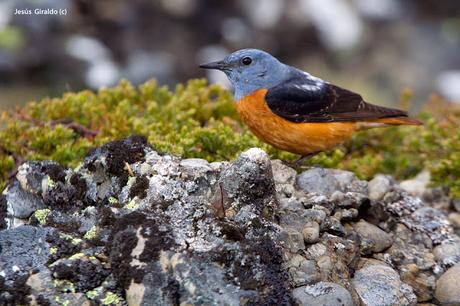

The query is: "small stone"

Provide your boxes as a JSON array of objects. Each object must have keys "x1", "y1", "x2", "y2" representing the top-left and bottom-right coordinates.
[
  {"x1": 302, "y1": 222, "x2": 320, "y2": 244},
  {"x1": 368, "y1": 174, "x2": 392, "y2": 201},
  {"x1": 354, "y1": 219, "x2": 393, "y2": 254},
  {"x1": 296, "y1": 168, "x2": 367, "y2": 197},
  {"x1": 303, "y1": 208, "x2": 327, "y2": 225},
  {"x1": 279, "y1": 228, "x2": 305, "y2": 253},
  {"x1": 305, "y1": 243, "x2": 327, "y2": 259},
  {"x1": 399, "y1": 171, "x2": 430, "y2": 196},
  {"x1": 271, "y1": 159, "x2": 297, "y2": 186},
  {"x1": 352, "y1": 259, "x2": 417, "y2": 306},
  {"x1": 292, "y1": 282, "x2": 354, "y2": 306},
  {"x1": 287, "y1": 255, "x2": 320, "y2": 286},
  {"x1": 448, "y1": 212, "x2": 460, "y2": 229},
  {"x1": 433, "y1": 240, "x2": 460, "y2": 266},
  {"x1": 435, "y1": 263, "x2": 460, "y2": 304},
  {"x1": 4, "y1": 180, "x2": 45, "y2": 219},
  {"x1": 453, "y1": 200, "x2": 460, "y2": 212}
]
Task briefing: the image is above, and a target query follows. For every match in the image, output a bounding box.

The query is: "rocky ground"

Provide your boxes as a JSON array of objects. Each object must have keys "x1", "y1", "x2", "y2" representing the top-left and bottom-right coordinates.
[{"x1": 1, "y1": 136, "x2": 460, "y2": 306}]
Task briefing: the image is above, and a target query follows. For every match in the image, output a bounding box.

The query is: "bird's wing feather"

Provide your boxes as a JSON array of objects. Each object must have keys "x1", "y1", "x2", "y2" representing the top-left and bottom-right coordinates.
[{"x1": 265, "y1": 76, "x2": 408, "y2": 123}]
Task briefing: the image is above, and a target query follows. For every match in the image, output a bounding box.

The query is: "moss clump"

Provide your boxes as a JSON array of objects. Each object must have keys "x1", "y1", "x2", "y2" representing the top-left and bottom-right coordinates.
[
  {"x1": 34, "y1": 209, "x2": 51, "y2": 225},
  {"x1": 0, "y1": 79, "x2": 459, "y2": 197}
]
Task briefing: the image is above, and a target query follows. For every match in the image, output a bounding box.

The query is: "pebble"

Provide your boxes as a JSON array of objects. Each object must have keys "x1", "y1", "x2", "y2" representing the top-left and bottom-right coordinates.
[
  {"x1": 292, "y1": 282, "x2": 354, "y2": 306},
  {"x1": 352, "y1": 259, "x2": 417, "y2": 306},
  {"x1": 354, "y1": 219, "x2": 393, "y2": 254},
  {"x1": 301, "y1": 222, "x2": 320, "y2": 244},
  {"x1": 368, "y1": 174, "x2": 392, "y2": 201},
  {"x1": 435, "y1": 262, "x2": 460, "y2": 304}
]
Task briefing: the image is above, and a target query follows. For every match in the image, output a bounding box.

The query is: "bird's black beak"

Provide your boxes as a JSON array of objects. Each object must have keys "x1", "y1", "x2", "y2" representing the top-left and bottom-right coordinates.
[{"x1": 199, "y1": 60, "x2": 228, "y2": 71}]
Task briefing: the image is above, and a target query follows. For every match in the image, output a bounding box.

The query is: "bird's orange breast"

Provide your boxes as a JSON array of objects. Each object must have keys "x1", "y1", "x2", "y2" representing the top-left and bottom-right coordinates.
[{"x1": 235, "y1": 89, "x2": 357, "y2": 155}]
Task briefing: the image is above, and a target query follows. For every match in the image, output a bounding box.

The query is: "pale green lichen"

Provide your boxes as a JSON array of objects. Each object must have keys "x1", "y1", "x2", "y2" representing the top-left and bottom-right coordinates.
[
  {"x1": 59, "y1": 233, "x2": 83, "y2": 245},
  {"x1": 53, "y1": 279, "x2": 76, "y2": 293},
  {"x1": 34, "y1": 209, "x2": 51, "y2": 225},
  {"x1": 86, "y1": 290, "x2": 98, "y2": 300},
  {"x1": 49, "y1": 246, "x2": 58, "y2": 255},
  {"x1": 101, "y1": 292, "x2": 121, "y2": 305},
  {"x1": 47, "y1": 176, "x2": 56, "y2": 189},
  {"x1": 124, "y1": 199, "x2": 138, "y2": 210},
  {"x1": 68, "y1": 252, "x2": 85, "y2": 261},
  {"x1": 83, "y1": 225, "x2": 97, "y2": 240},
  {"x1": 54, "y1": 297, "x2": 71, "y2": 306},
  {"x1": 108, "y1": 196, "x2": 118, "y2": 205}
]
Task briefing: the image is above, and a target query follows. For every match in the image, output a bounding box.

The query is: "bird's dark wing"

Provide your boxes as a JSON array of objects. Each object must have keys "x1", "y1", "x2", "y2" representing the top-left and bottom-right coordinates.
[{"x1": 265, "y1": 78, "x2": 408, "y2": 123}]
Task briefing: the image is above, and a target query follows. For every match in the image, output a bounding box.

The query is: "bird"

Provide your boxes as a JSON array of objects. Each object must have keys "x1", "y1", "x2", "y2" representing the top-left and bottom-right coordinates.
[{"x1": 200, "y1": 49, "x2": 422, "y2": 163}]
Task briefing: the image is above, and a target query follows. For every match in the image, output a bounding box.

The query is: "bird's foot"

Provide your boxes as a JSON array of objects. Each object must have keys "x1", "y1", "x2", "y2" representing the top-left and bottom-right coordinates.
[{"x1": 283, "y1": 151, "x2": 322, "y2": 169}]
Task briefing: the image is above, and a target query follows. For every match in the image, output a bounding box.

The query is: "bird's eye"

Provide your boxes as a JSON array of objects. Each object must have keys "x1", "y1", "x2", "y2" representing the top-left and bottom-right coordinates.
[{"x1": 241, "y1": 57, "x2": 252, "y2": 65}]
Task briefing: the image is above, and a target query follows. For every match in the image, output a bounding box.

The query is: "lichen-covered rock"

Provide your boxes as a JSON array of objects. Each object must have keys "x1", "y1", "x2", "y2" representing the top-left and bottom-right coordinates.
[
  {"x1": 292, "y1": 282, "x2": 354, "y2": 306},
  {"x1": 352, "y1": 259, "x2": 417, "y2": 306},
  {"x1": 1, "y1": 137, "x2": 459, "y2": 305}
]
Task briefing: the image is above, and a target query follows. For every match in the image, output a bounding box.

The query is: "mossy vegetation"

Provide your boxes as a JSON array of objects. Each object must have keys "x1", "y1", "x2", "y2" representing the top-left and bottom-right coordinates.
[{"x1": 0, "y1": 79, "x2": 459, "y2": 197}]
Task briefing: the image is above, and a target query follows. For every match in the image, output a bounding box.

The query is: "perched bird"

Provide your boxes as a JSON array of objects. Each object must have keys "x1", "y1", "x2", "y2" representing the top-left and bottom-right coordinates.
[{"x1": 200, "y1": 49, "x2": 422, "y2": 162}]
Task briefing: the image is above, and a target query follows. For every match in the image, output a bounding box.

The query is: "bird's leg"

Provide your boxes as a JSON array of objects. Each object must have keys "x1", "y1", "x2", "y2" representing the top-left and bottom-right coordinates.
[{"x1": 293, "y1": 151, "x2": 322, "y2": 167}]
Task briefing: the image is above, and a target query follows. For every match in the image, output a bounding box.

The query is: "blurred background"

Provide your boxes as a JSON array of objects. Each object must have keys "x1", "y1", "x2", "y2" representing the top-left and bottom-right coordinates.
[{"x1": 0, "y1": 0, "x2": 460, "y2": 111}]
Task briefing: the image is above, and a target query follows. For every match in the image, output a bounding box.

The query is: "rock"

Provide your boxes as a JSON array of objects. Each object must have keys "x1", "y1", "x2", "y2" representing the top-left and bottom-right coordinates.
[
  {"x1": 433, "y1": 240, "x2": 460, "y2": 266},
  {"x1": 292, "y1": 282, "x2": 354, "y2": 306},
  {"x1": 408, "y1": 207, "x2": 453, "y2": 244},
  {"x1": 271, "y1": 159, "x2": 297, "y2": 186},
  {"x1": 400, "y1": 171, "x2": 430, "y2": 196},
  {"x1": 435, "y1": 263, "x2": 460, "y2": 305},
  {"x1": 218, "y1": 148, "x2": 277, "y2": 218},
  {"x1": 354, "y1": 219, "x2": 393, "y2": 254},
  {"x1": 0, "y1": 226, "x2": 53, "y2": 281},
  {"x1": 368, "y1": 174, "x2": 392, "y2": 201},
  {"x1": 302, "y1": 222, "x2": 320, "y2": 244},
  {"x1": 4, "y1": 180, "x2": 44, "y2": 219},
  {"x1": 286, "y1": 255, "x2": 320, "y2": 286},
  {"x1": 448, "y1": 212, "x2": 460, "y2": 229},
  {"x1": 1, "y1": 138, "x2": 459, "y2": 305},
  {"x1": 279, "y1": 228, "x2": 305, "y2": 253},
  {"x1": 352, "y1": 259, "x2": 417, "y2": 306},
  {"x1": 296, "y1": 168, "x2": 367, "y2": 197}
]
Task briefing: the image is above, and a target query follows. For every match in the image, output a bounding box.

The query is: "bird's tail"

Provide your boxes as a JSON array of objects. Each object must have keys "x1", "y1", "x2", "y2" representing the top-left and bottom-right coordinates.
[
  {"x1": 356, "y1": 117, "x2": 423, "y2": 130},
  {"x1": 375, "y1": 117, "x2": 423, "y2": 126}
]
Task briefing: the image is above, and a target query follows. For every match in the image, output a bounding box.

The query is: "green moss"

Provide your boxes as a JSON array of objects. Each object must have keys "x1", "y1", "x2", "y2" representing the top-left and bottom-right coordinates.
[
  {"x1": 34, "y1": 209, "x2": 51, "y2": 225},
  {"x1": 108, "y1": 196, "x2": 118, "y2": 205},
  {"x1": 101, "y1": 292, "x2": 121, "y2": 305},
  {"x1": 0, "y1": 79, "x2": 459, "y2": 198}
]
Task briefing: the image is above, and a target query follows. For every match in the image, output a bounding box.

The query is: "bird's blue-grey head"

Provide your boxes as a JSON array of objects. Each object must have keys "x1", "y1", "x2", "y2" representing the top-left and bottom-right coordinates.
[{"x1": 200, "y1": 49, "x2": 290, "y2": 101}]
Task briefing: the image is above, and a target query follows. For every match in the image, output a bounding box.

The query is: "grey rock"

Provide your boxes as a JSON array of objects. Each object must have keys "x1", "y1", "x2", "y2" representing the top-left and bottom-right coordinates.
[
  {"x1": 302, "y1": 222, "x2": 320, "y2": 244},
  {"x1": 287, "y1": 255, "x2": 320, "y2": 286},
  {"x1": 354, "y1": 219, "x2": 393, "y2": 254},
  {"x1": 448, "y1": 212, "x2": 460, "y2": 229},
  {"x1": 435, "y1": 263, "x2": 460, "y2": 305},
  {"x1": 279, "y1": 228, "x2": 305, "y2": 253},
  {"x1": 368, "y1": 174, "x2": 392, "y2": 201},
  {"x1": 433, "y1": 240, "x2": 460, "y2": 266},
  {"x1": 399, "y1": 171, "x2": 430, "y2": 196},
  {"x1": 296, "y1": 168, "x2": 367, "y2": 197},
  {"x1": 271, "y1": 159, "x2": 297, "y2": 186},
  {"x1": 352, "y1": 259, "x2": 417, "y2": 306},
  {"x1": 292, "y1": 282, "x2": 354, "y2": 306},
  {"x1": 0, "y1": 226, "x2": 53, "y2": 281},
  {"x1": 218, "y1": 148, "x2": 277, "y2": 218},
  {"x1": 4, "y1": 180, "x2": 44, "y2": 219},
  {"x1": 408, "y1": 207, "x2": 453, "y2": 244}
]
